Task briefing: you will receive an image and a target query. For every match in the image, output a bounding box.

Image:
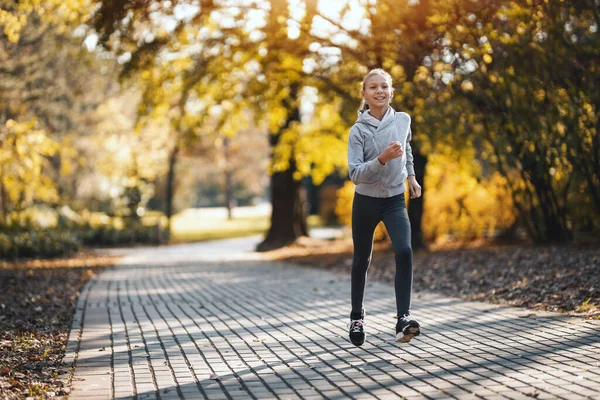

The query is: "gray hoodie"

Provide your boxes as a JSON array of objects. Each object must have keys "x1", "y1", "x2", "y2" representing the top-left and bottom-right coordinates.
[{"x1": 348, "y1": 107, "x2": 415, "y2": 198}]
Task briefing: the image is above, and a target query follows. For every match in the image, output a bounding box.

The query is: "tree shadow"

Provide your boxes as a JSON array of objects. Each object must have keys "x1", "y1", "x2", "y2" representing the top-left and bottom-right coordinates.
[{"x1": 70, "y1": 258, "x2": 600, "y2": 399}]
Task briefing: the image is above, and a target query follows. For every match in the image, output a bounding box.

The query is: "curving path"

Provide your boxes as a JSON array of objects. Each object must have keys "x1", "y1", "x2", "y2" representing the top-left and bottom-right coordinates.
[{"x1": 64, "y1": 235, "x2": 600, "y2": 399}]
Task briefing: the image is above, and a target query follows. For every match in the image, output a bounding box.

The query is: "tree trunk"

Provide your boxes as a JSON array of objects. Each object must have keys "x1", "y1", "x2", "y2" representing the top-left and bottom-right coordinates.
[
  {"x1": 257, "y1": 85, "x2": 308, "y2": 251},
  {"x1": 224, "y1": 137, "x2": 233, "y2": 220},
  {"x1": 164, "y1": 143, "x2": 179, "y2": 242},
  {"x1": 0, "y1": 173, "x2": 6, "y2": 220},
  {"x1": 225, "y1": 169, "x2": 233, "y2": 220},
  {"x1": 572, "y1": 118, "x2": 600, "y2": 216},
  {"x1": 544, "y1": 218, "x2": 572, "y2": 243},
  {"x1": 257, "y1": 165, "x2": 308, "y2": 252},
  {"x1": 533, "y1": 177, "x2": 572, "y2": 243},
  {"x1": 408, "y1": 151, "x2": 427, "y2": 250}
]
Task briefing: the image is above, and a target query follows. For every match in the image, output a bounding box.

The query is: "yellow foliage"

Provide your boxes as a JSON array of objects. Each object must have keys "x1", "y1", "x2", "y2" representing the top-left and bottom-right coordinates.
[
  {"x1": 0, "y1": 119, "x2": 60, "y2": 209},
  {"x1": 293, "y1": 101, "x2": 348, "y2": 185},
  {"x1": 0, "y1": 10, "x2": 27, "y2": 42},
  {"x1": 335, "y1": 181, "x2": 353, "y2": 227},
  {"x1": 335, "y1": 149, "x2": 516, "y2": 245},
  {"x1": 461, "y1": 80, "x2": 474, "y2": 91},
  {"x1": 58, "y1": 137, "x2": 79, "y2": 176},
  {"x1": 414, "y1": 65, "x2": 430, "y2": 82},
  {"x1": 423, "y1": 152, "x2": 516, "y2": 242},
  {"x1": 268, "y1": 106, "x2": 288, "y2": 133},
  {"x1": 0, "y1": 0, "x2": 90, "y2": 43},
  {"x1": 428, "y1": 13, "x2": 450, "y2": 26}
]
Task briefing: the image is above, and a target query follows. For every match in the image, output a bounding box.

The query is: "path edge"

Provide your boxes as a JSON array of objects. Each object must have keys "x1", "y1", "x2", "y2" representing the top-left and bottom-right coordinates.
[{"x1": 59, "y1": 272, "x2": 100, "y2": 397}]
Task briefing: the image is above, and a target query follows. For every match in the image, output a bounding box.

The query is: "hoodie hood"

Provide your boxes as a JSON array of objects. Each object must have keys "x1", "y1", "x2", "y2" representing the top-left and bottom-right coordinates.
[{"x1": 356, "y1": 106, "x2": 395, "y2": 130}]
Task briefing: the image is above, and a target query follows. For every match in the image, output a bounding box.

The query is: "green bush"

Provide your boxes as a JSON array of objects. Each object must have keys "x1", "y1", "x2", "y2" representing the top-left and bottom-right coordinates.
[
  {"x1": 78, "y1": 222, "x2": 163, "y2": 247},
  {"x1": 0, "y1": 230, "x2": 81, "y2": 259},
  {"x1": 0, "y1": 208, "x2": 166, "y2": 260}
]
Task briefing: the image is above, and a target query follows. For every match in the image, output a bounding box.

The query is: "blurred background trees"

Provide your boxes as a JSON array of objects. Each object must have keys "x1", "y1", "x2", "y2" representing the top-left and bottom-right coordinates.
[
  {"x1": 1, "y1": 0, "x2": 598, "y2": 258},
  {"x1": 437, "y1": 0, "x2": 600, "y2": 243}
]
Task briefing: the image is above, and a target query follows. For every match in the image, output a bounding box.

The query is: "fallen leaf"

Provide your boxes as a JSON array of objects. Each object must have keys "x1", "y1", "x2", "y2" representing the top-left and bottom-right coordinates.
[{"x1": 519, "y1": 313, "x2": 537, "y2": 318}]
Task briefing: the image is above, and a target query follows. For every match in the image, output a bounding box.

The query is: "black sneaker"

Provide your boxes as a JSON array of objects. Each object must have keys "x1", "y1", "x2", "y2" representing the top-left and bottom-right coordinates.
[
  {"x1": 349, "y1": 312, "x2": 365, "y2": 346},
  {"x1": 395, "y1": 314, "x2": 420, "y2": 343}
]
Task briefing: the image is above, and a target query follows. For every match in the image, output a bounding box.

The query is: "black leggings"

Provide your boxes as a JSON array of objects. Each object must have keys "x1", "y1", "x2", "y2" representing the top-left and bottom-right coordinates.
[{"x1": 351, "y1": 191, "x2": 413, "y2": 318}]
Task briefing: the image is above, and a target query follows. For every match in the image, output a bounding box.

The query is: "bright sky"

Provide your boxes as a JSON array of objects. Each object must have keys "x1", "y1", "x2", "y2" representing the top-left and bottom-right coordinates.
[
  {"x1": 298, "y1": 0, "x2": 366, "y2": 37},
  {"x1": 83, "y1": 0, "x2": 367, "y2": 53}
]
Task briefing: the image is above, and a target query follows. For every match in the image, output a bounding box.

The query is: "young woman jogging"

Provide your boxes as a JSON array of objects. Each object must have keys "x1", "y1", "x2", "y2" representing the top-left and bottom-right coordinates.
[{"x1": 347, "y1": 68, "x2": 422, "y2": 347}]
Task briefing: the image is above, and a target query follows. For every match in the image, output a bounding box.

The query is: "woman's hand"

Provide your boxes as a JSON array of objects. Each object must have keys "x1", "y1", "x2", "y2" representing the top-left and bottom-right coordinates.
[
  {"x1": 378, "y1": 141, "x2": 403, "y2": 164},
  {"x1": 407, "y1": 175, "x2": 422, "y2": 199}
]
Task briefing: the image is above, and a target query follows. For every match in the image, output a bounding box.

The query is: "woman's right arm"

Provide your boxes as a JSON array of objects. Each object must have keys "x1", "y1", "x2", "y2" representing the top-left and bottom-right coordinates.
[{"x1": 348, "y1": 128, "x2": 385, "y2": 184}]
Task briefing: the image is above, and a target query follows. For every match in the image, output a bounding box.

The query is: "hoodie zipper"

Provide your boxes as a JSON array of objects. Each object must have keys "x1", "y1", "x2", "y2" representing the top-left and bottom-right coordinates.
[
  {"x1": 371, "y1": 134, "x2": 388, "y2": 195},
  {"x1": 371, "y1": 135, "x2": 379, "y2": 154}
]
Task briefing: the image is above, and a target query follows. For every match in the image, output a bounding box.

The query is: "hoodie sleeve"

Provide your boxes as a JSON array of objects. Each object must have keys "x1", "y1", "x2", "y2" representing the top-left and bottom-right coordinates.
[
  {"x1": 405, "y1": 126, "x2": 416, "y2": 176},
  {"x1": 348, "y1": 126, "x2": 385, "y2": 184}
]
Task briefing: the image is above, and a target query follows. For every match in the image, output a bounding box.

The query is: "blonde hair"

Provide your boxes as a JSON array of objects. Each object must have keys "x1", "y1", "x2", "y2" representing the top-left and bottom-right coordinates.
[{"x1": 358, "y1": 68, "x2": 394, "y2": 114}]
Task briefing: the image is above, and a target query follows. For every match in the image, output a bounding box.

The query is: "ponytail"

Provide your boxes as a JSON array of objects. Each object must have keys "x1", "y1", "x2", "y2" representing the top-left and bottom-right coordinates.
[{"x1": 358, "y1": 99, "x2": 370, "y2": 115}]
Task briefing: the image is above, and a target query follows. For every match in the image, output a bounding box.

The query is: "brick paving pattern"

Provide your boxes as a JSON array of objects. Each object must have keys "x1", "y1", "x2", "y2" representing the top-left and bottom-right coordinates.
[{"x1": 64, "y1": 246, "x2": 600, "y2": 399}]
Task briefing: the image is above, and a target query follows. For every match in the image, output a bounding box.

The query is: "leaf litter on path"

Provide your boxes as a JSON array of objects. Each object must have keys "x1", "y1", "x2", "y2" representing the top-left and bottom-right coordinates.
[{"x1": 268, "y1": 239, "x2": 600, "y2": 318}]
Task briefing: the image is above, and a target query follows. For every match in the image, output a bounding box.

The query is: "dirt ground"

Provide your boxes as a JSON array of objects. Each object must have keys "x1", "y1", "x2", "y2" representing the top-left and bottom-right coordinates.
[
  {"x1": 265, "y1": 237, "x2": 600, "y2": 317},
  {"x1": 0, "y1": 253, "x2": 117, "y2": 399}
]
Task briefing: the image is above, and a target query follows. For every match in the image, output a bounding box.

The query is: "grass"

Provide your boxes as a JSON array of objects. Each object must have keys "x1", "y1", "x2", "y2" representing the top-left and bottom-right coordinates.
[
  {"x1": 170, "y1": 209, "x2": 324, "y2": 243},
  {"x1": 9, "y1": 205, "x2": 326, "y2": 244},
  {"x1": 170, "y1": 215, "x2": 269, "y2": 242}
]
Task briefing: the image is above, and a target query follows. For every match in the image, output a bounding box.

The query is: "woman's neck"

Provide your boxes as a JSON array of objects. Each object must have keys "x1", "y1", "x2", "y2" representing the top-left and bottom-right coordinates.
[{"x1": 368, "y1": 106, "x2": 387, "y2": 121}]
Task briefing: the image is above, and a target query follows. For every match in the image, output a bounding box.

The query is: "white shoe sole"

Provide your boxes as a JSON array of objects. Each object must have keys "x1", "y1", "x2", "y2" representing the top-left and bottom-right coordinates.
[{"x1": 395, "y1": 326, "x2": 420, "y2": 343}]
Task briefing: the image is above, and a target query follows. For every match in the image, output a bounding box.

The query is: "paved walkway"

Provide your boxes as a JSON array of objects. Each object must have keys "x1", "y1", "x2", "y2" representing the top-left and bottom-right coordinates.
[{"x1": 64, "y1": 237, "x2": 600, "y2": 399}]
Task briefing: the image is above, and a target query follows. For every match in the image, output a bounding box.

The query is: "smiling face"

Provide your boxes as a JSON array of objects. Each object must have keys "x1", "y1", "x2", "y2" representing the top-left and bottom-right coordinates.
[{"x1": 362, "y1": 73, "x2": 393, "y2": 110}]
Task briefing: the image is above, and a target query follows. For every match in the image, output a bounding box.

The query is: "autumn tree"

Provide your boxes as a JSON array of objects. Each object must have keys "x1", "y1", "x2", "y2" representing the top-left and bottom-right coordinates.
[
  {"x1": 437, "y1": 0, "x2": 600, "y2": 242},
  {"x1": 242, "y1": 0, "x2": 316, "y2": 250},
  {"x1": 91, "y1": 0, "x2": 234, "y2": 235},
  {"x1": 90, "y1": 0, "x2": 351, "y2": 249},
  {"x1": 305, "y1": 0, "x2": 459, "y2": 249},
  {"x1": 0, "y1": 0, "x2": 112, "y2": 219}
]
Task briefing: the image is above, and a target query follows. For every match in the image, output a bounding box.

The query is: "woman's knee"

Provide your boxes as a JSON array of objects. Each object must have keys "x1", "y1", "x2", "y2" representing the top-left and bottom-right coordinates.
[
  {"x1": 352, "y1": 253, "x2": 371, "y2": 272},
  {"x1": 394, "y1": 246, "x2": 412, "y2": 261}
]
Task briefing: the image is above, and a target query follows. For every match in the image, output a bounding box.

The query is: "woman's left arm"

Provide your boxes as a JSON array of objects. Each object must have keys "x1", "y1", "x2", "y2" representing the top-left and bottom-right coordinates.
[
  {"x1": 405, "y1": 127, "x2": 422, "y2": 199},
  {"x1": 405, "y1": 127, "x2": 415, "y2": 177}
]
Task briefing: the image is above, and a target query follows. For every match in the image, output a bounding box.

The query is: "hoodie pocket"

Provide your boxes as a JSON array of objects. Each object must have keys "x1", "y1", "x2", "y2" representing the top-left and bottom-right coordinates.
[
  {"x1": 363, "y1": 170, "x2": 381, "y2": 185},
  {"x1": 385, "y1": 158, "x2": 406, "y2": 188},
  {"x1": 362, "y1": 136, "x2": 382, "y2": 184}
]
